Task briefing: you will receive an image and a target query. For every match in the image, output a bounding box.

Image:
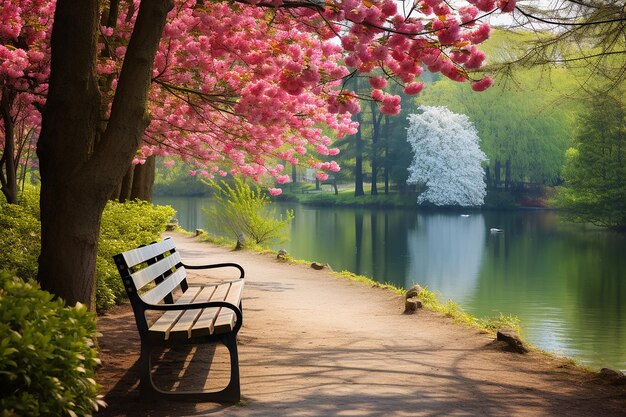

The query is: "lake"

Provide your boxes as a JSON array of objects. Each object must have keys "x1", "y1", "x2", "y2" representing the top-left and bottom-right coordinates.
[{"x1": 154, "y1": 196, "x2": 626, "y2": 371}]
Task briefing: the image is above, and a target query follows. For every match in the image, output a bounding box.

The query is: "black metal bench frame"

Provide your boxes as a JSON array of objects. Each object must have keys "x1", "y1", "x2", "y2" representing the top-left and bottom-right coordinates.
[{"x1": 113, "y1": 237, "x2": 245, "y2": 403}]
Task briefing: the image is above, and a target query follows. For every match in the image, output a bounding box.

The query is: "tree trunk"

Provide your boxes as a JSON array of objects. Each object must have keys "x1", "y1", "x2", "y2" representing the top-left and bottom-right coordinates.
[
  {"x1": 117, "y1": 163, "x2": 134, "y2": 202},
  {"x1": 485, "y1": 165, "x2": 492, "y2": 190},
  {"x1": 370, "y1": 102, "x2": 382, "y2": 196},
  {"x1": 505, "y1": 158, "x2": 511, "y2": 191},
  {"x1": 0, "y1": 89, "x2": 18, "y2": 204},
  {"x1": 494, "y1": 159, "x2": 501, "y2": 188},
  {"x1": 37, "y1": 0, "x2": 172, "y2": 309},
  {"x1": 354, "y1": 112, "x2": 365, "y2": 197},
  {"x1": 130, "y1": 155, "x2": 156, "y2": 201},
  {"x1": 383, "y1": 115, "x2": 389, "y2": 195}
]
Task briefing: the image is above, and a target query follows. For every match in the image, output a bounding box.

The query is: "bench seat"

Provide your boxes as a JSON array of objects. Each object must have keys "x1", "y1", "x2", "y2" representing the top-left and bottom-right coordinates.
[{"x1": 149, "y1": 280, "x2": 244, "y2": 341}]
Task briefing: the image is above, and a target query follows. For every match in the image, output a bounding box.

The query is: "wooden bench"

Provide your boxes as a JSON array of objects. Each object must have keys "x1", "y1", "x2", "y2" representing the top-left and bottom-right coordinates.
[{"x1": 113, "y1": 237, "x2": 245, "y2": 402}]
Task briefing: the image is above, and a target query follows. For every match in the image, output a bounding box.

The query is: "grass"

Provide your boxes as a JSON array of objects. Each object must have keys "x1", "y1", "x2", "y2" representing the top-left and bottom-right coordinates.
[
  {"x1": 335, "y1": 270, "x2": 407, "y2": 295},
  {"x1": 419, "y1": 290, "x2": 521, "y2": 334}
]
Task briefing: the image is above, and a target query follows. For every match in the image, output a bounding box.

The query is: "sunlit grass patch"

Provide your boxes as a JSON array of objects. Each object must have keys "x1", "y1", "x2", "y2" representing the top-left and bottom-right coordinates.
[
  {"x1": 335, "y1": 270, "x2": 406, "y2": 295},
  {"x1": 416, "y1": 286, "x2": 522, "y2": 336}
]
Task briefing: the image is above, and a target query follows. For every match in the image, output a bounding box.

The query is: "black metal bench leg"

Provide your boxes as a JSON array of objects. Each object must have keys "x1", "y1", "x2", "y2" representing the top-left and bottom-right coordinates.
[
  {"x1": 139, "y1": 342, "x2": 158, "y2": 401},
  {"x1": 217, "y1": 333, "x2": 241, "y2": 402}
]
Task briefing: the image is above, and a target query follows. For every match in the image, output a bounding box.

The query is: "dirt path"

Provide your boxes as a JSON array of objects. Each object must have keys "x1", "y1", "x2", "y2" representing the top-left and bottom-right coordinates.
[{"x1": 96, "y1": 232, "x2": 626, "y2": 416}]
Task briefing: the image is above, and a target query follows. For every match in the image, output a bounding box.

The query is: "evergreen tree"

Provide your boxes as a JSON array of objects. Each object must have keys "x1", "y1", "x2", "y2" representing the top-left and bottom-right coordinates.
[{"x1": 557, "y1": 93, "x2": 626, "y2": 230}]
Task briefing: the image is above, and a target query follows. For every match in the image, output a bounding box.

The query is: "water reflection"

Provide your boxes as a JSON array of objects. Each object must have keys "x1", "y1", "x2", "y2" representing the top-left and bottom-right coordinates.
[{"x1": 406, "y1": 214, "x2": 485, "y2": 303}]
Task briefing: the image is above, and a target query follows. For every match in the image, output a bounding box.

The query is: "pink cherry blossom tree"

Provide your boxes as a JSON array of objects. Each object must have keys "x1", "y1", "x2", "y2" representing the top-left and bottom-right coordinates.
[
  {"x1": 23, "y1": 0, "x2": 514, "y2": 308},
  {"x1": 0, "y1": 0, "x2": 51, "y2": 203}
]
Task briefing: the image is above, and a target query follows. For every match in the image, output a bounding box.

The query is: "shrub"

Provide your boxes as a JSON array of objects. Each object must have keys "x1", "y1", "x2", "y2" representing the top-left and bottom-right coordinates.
[
  {"x1": 483, "y1": 190, "x2": 517, "y2": 209},
  {"x1": 203, "y1": 178, "x2": 294, "y2": 248},
  {"x1": 0, "y1": 271, "x2": 104, "y2": 416},
  {"x1": 0, "y1": 188, "x2": 175, "y2": 311},
  {"x1": 96, "y1": 200, "x2": 175, "y2": 310},
  {"x1": 0, "y1": 188, "x2": 41, "y2": 281}
]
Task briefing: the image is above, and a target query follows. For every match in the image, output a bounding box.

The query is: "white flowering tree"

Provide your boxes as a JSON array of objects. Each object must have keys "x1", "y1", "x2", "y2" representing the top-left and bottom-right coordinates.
[{"x1": 407, "y1": 106, "x2": 487, "y2": 207}]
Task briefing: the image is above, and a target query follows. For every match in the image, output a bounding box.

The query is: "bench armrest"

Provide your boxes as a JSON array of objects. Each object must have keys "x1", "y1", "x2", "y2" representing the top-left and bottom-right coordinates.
[
  {"x1": 181, "y1": 262, "x2": 245, "y2": 279},
  {"x1": 144, "y1": 300, "x2": 240, "y2": 312}
]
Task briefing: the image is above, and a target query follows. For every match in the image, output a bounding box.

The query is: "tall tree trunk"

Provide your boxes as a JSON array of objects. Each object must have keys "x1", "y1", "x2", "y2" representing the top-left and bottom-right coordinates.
[
  {"x1": 117, "y1": 163, "x2": 134, "y2": 202},
  {"x1": 369, "y1": 102, "x2": 383, "y2": 196},
  {"x1": 130, "y1": 155, "x2": 156, "y2": 201},
  {"x1": 485, "y1": 165, "x2": 492, "y2": 190},
  {"x1": 37, "y1": 0, "x2": 172, "y2": 308},
  {"x1": 383, "y1": 115, "x2": 389, "y2": 195},
  {"x1": 352, "y1": 77, "x2": 364, "y2": 197},
  {"x1": 0, "y1": 89, "x2": 18, "y2": 204},
  {"x1": 354, "y1": 112, "x2": 365, "y2": 197},
  {"x1": 494, "y1": 159, "x2": 501, "y2": 188},
  {"x1": 505, "y1": 158, "x2": 511, "y2": 191}
]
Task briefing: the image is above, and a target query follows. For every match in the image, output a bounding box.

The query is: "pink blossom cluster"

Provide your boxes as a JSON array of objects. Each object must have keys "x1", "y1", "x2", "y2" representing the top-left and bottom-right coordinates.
[
  {"x1": 322, "y1": 0, "x2": 513, "y2": 113},
  {"x1": 126, "y1": 1, "x2": 359, "y2": 186}
]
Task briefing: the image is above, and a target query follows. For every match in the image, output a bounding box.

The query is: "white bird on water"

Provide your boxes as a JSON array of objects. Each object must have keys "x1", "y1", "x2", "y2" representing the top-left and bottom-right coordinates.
[{"x1": 490, "y1": 228, "x2": 503, "y2": 233}]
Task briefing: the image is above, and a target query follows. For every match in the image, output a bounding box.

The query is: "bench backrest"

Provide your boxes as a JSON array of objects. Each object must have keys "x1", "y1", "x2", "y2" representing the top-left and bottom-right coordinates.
[{"x1": 113, "y1": 238, "x2": 189, "y2": 308}]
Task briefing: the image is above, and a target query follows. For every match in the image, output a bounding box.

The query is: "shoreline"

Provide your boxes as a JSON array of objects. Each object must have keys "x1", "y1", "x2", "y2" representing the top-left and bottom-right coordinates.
[
  {"x1": 192, "y1": 228, "x2": 622, "y2": 374},
  {"x1": 96, "y1": 232, "x2": 626, "y2": 417}
]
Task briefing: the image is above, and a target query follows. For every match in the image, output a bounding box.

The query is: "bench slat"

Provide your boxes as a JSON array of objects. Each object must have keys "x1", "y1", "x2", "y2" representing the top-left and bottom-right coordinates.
[
  {"x1": 213, "y1": 280, "x2": 244, "y2": 334},
  {"x1": 131, "y1": 252, "x2": 182, "y2": 291},
  {"x1": 166, "y1": 285, "x2": 219, "y2": 340},
  {"x1": 141, "y1": 267, "x2": 187, "y2": 305},
  {"x1": 187, "y1": 283, "x2": 233, "y2": 338},
  {"x1": 149, "y1": 286, "x2": 203, "y2": 338},
  {"x1": 122, "y1": 238, "x2": 177, "y2": 268}
]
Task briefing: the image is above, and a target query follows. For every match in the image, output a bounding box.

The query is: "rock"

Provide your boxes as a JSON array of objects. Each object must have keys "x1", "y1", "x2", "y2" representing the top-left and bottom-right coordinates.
[
  {"x1": 311, "y1": 262, "x2": 327, "y2": 270},
  {"x1": 404, "y1": 297, "x2": 423, "y2": 314},
  {"x1": 234, "y1": 232, "x2": 245, "y2": 251},
  {"x1": 496, "y1": 328, "x2": 528, "y2": 354},
  {"x1": 598, "y1": 368, "x2": 626, "y2": 386},
  {"x1": 165, "y1": 218, "x2": 179, "y2": 231},
  {"x1": 406, "y1": 284, "x2": 423, "y2": 299},
  {"x1": 194, "y1": 229, "x2": 204, "y2": 237},
  {"x1": 277, "y1": 249, "x2": 288, "y2": 260}
]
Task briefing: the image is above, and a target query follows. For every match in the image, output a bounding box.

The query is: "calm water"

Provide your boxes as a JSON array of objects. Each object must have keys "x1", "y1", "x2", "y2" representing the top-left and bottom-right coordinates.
[{"x1": 155, "y1": 196, "x2": 626, "y2": 371}]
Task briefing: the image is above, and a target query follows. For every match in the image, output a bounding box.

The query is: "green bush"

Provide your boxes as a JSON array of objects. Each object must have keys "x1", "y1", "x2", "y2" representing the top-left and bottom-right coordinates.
[
  {"x1": 483, "y1": 190, "x2": 517, "y2": 209},
  {"x1": 96, "y1": 200, "x2": 175, "y2": 310},
  {"x1": 0, "y1": 188, "x2": 175, "y2": 311},
  {"x1": 0, "y1": 188, "x2": 41, "y2": 281},
  {"x1": 0, "y1": 271, "x2": 104, "y2": 416},
  {"x1": 203, "y1": 178, "x2": 294, "y2": 248}
]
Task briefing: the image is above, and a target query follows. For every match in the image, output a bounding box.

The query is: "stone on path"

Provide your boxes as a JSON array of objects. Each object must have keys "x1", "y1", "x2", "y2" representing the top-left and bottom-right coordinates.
[
  {"x1": 496, "y1": 328, "x2": 528, "y2": 354},
  {"x1": 597, "y1": 368, "x2": 626, "y2": 386},
  {"x1": 404, "y1": 297, "x2": 423, "y2": 314}
]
